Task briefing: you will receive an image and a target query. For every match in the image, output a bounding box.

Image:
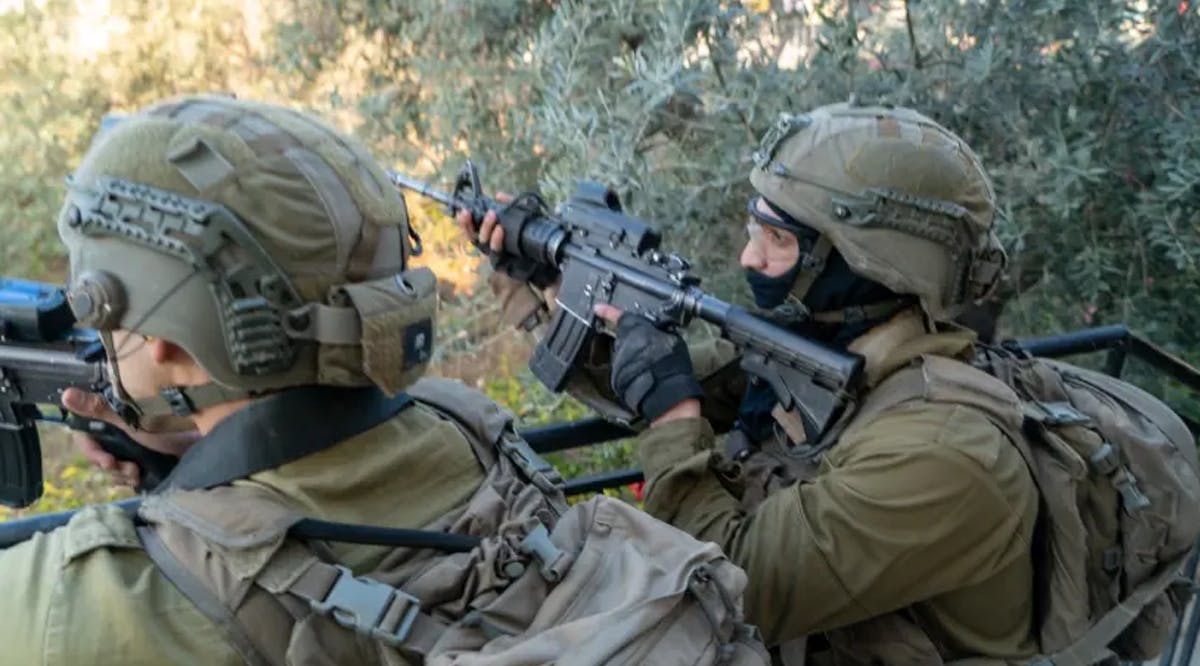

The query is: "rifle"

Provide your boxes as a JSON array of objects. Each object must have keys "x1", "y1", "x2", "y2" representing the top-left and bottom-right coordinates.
[
  {"x1": 0, "y1": 278, "x2": 178, "y2": 507},
  {"x1": 392, "y1": 161, "x2": 864, "y2": 440}
]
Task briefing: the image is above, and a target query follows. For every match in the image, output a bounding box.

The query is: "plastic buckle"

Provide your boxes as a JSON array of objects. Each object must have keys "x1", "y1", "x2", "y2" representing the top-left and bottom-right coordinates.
[
  {"x1": 1032, "y1": 401, "x2": 1090, "y2": 427},
  {"x1": 1088, "y1": 442, "x2": 1120, "y2": 476},
  {"x1": 308, "y1": 565, "x2": 421, "y2": 647},
  {"x1": 1114, "y1": 473, "x2": 1152, "y2": 513},
  {"x1": 518, "y1": 523, "x2": 567, "y2": 583},
  {"x1": 501, "y1": 434, "x2": 563, "y2": 490}
]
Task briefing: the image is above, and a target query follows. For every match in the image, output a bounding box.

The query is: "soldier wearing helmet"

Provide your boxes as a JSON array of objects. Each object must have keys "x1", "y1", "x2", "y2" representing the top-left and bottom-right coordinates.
[
  {"x1": 0, "y1": 95, "x2": 488, "y2": 664},
  {"x1": 477, "y1": 103, "x2": 1038, "y2": 662}
]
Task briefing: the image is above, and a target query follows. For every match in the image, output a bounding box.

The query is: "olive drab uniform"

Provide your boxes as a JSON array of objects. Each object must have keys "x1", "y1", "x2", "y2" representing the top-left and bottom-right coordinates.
[
  {"x1": 0, "y1": 95, "x2": 769, "y2": 665},
  {"x1": 491, "y1": 102, "x2": 1200, "y2": 663},
  {"x1": 134, "y1": 378, "x2": 766, "y2": 665},
  {"x1": 501, "y1": 278, "x2": 1200, "y2": 664},
  {"x1": 0, "y1": 378, "x2": 767, "y2": 665},
  {"x1": 497, "y1": 281, "x2": 1042, "y2": 661},
  {"x1": 0, "y1": 387, "x2": 485, "y2": 665}
]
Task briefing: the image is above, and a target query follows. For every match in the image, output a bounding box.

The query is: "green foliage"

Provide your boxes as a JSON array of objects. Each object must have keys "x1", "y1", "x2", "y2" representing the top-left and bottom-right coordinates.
[
  {"x1": 788, "y1": 1, "x2": 1200, "y2": 365},
  {"x1": 2, "y1": 0, "x2": 1196, "y2": 516},
  {"x1": 292, "y1": 0, "x2": 1199, "y2": 417},
  {"x1": 0, "y1": 0, "x2": 337, "y2": 281}
]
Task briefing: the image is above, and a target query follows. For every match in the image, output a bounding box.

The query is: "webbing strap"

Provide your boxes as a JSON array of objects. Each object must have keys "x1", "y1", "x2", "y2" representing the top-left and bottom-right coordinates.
[
  {"x1": 283, "y1": 302, "x2": 363, "y2": 344},
  {"x1": 258, "y1": 541, "x2": 445, "y2": 654},
  {"x1": 809, "y1": 297, "x2": 913, "y2": 325},
  {"x1": 790, "y1": 234, "x2": 833, "y2": 299},
  {"x1": 134, "y1": 381, "x2": 254, "y2": 418},
  {"x1": 138, "y1": 526, "x2": 273, "y2": 666},
  {"x1": 156, "y1": 385, "x2": 414, "y2": 492},
  {"x1": 1040, "y1": 563, "x2": 1184, "y2": 666}
]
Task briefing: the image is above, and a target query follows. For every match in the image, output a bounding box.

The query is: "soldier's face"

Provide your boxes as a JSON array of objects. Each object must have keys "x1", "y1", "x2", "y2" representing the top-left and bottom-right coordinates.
[
  {"x1": 104, "y1": 330, "x2": 162, "y2": 400},
  {"x1": 739, "y1": 198, "x2": 800, "y2": 277}
]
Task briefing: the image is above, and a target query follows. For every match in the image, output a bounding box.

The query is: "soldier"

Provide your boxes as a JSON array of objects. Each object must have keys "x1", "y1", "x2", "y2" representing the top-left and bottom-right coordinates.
[
  {"x1": 0, "y1": 94, "x2": 469, "y2": 663},
  {"x1": 471, "y1": 103, "x2": 1039, "y2": 662},
  {"x1": 0, "y1": 95, "x2": 765, "y2": 665}
]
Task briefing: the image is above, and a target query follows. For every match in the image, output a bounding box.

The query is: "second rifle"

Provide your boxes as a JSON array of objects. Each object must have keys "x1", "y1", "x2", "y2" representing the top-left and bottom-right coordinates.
[{"x1": 392, "y1": 162, "x2": 864, "y2": 442}]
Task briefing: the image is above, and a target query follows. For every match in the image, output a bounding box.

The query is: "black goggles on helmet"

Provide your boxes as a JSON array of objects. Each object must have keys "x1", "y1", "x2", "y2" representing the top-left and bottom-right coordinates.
[{"x1": 746, "y1": 195, "x2": 820, "y2": 244}]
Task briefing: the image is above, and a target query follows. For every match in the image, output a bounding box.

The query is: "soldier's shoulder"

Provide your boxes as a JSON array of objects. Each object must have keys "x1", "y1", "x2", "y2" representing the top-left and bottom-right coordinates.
[
  {"x1": 836, "y1": 396, "x2": 1017, "y2": 474},
  {"x1": 0, "y1": 502, "x2": 141, "y2": 571},
  {"x1": 0, "y1": 503, "x2": 241, "y2": 665}
]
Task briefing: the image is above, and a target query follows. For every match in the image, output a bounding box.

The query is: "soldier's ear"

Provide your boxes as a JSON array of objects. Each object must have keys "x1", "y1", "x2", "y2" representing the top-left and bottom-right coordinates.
[{"x1": 148, "y1": 337, "x2": 189, "y2": 366}]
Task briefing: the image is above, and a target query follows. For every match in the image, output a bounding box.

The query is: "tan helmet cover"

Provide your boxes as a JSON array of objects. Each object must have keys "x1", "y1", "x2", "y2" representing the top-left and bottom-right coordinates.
[
  {"x1": 57, "y1": 95, "x2": 434, "y2": 407},
  {"x1": 749, "y1": 103, "x2": 1006, "y2": 321}
]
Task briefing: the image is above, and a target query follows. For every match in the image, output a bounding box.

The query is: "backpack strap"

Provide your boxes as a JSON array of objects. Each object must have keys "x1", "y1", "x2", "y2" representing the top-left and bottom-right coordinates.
[
  {"x1": 406, "y1": 378, "x2": 510, "y2": 462},
  {"x1": 137, "y1": 379, "x2": 571, "y2": 662},
  {"x1": 254, "y1": 540, "x2": 449, "y2": 655},
  {"x1": 1032, "y1": 561, "x2": 1184, "y2": 666},
  {"x1": 408, "y1": 377, "x2": 564, "y2": 496},
  {"x1": 158, "y1": 385, "x2": 415, "y2": 492},
  {"x1": 137, "y1": 525, "x2": 273, "y2": 666}
]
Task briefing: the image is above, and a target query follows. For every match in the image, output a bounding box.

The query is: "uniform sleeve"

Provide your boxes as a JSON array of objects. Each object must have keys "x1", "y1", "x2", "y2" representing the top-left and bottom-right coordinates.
[
  {"x1": 637, "y1": 404, "x2": 1032, "y2": 645},
  {"x1": 0, "y1": 504, "x2": 241, "y2": 666}
]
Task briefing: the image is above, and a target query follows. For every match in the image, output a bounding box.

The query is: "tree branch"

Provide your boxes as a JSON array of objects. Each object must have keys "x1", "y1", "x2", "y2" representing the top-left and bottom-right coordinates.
[
  {"x1": 701, "y1": 28, "x2": 757, "y2": 141},
  {"x1": 904, "y1": 0, "x2": 923, "y2": 70}
]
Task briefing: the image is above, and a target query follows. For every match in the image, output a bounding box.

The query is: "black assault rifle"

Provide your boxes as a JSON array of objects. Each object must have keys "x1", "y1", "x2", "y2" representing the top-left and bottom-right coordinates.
[
  {"x1": 0, "y1": 278, "x2": 178, "y2": 507},
  {"x1": 392, "y1": 162, "x2": 865, "y2": 438}
]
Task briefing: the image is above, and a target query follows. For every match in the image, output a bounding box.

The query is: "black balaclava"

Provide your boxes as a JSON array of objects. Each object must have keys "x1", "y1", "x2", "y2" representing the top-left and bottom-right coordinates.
[{"x1": 737, "y1": 197, "x2": 909, "y2": 445}]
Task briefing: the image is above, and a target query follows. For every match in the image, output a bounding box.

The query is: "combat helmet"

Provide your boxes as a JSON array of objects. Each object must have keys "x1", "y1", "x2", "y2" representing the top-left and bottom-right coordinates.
[
  {"x1": 748, "y1": 102, "x2": 1006, "y2": 322},
  {"x1": 58, "y1": 95, "x2": 435, "y2": 427}
]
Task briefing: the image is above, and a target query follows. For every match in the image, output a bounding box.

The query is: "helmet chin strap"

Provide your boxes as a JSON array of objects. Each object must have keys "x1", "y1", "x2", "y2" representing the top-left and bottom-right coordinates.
[
  {"x1": 766, "y1": 232, "x2": 912, "y2": 335},
  {"x1": 107, "y1": 379, "x2": 255, "y2": 432},
  {"x1": 99, "y1": 330, "x2": 252, "y2": 431},
  {"x1": 749, "y1": 194, "x2": 917, "y2": 338}
]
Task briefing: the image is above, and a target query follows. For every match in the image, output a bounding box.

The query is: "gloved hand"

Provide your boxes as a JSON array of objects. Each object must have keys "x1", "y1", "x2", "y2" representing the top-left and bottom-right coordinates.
[{"x1": 606, "y1": 311, "x2": 704, "y2": 424}]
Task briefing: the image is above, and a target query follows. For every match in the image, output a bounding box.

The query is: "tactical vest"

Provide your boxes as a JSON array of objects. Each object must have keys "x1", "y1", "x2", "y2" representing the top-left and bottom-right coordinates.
[
  {"x1": 135, "y1": 378, "x2": 769, "y2": 665},
  {"x1": 750, "y1": 353, "x2": 1199, "y2": 665}
]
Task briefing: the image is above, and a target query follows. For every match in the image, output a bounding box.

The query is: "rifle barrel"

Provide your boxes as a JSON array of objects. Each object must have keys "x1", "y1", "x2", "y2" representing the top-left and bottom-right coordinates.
[{"x1": 387, "y1": 171, "x2": 459, "y2": 209}]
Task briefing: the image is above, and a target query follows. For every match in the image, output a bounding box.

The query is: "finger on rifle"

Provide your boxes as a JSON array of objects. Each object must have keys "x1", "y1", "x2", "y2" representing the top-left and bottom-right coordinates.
[
  {"x1": 114, "y1": 460, "x2": 141, "y2": 489},
  {"x1": 455, "y1": 208, "x2": 476, "y2": 236},
  {"x1": 72, "y1": 431, "x2": 118, "y2": 472},
  {"x1": 62, "y1": 388, "x2": 125, "y2": 430},
  {"x1": 494, "y1": 191, "x2": 513, "y2": 204},
  {"x1": 593, "y1": 303, "x2": 625, "y2": 324},
  {"x1": 489, "y1": 226, "x2": 505, "y2": 254},
  {"x1": 478, "y1": 210, "x2": 498, "y2": 247}
]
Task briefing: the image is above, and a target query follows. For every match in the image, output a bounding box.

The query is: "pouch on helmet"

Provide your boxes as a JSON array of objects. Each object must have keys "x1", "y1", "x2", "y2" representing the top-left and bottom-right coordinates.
[{"x1": 313, "y1": 268, "x2": 437, "y2": 396}]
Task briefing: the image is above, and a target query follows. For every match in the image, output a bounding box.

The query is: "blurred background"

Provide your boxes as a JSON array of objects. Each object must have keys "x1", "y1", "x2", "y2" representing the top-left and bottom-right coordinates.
[{"x1": 0, "y1": 0, "x2": 1196, "y2": 516}]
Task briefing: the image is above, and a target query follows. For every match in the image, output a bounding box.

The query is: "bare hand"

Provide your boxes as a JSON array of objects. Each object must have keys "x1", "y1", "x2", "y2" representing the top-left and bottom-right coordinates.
[
  {"x1": 61, "y1": 388, "x2": 200, "y2": 488},
  {"x1": 593, "y1": 304, "x2": 702, "y2": 427},
  {"x1": 455, "y1": 192, "x2": 513, "y2": 254}
]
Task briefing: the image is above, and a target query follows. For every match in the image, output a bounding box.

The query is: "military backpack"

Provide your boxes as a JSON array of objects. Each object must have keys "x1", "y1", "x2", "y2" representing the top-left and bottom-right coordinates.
[
  {"x1": 856, "y1": 349, "x2": 1200, "y2": 664},
  {"x1": 135, "y1": 378, "x2": 769, "y2": 665}
]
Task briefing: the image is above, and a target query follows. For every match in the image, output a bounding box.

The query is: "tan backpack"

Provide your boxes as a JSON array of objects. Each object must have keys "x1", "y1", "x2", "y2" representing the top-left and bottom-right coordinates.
[
  {"x1": 861, "y1": 351, "x2": 1200, "y2": 664},
  {"x1": 136, "y1": 378, "x2": 768, "y2": 665}
]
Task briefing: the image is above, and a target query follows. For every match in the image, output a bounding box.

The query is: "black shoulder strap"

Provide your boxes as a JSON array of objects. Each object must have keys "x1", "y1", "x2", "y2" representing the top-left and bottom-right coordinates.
[
  {"x1": 0, "y1": 387, "x2": 483, "y2": 552},
  {"x1": 158, "y1": 385, "x2": 414, "y2": 492}
]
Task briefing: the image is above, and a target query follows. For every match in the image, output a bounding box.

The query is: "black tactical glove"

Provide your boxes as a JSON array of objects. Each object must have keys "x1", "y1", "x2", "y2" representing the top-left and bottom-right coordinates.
[{"x1": 610, "y1": 313, "x2": 704, "y2": 423}]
